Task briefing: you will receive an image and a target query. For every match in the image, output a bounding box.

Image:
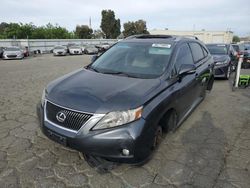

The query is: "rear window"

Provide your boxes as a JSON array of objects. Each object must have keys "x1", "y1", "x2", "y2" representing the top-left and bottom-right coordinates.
[
  {"x1": 206, "y1": 44, "x2": 228, "y2": 55},
  {"x1": 189, "y1": 42, "x2": 205, "y2": 63},
  {"x1": 232, "y1": 45, "x2": 239, "y2": 52}
]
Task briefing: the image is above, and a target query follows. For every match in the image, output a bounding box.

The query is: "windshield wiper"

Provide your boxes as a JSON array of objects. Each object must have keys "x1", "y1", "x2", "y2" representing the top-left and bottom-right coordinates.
[
  {"x1": 102, "y1": 71, "x2": 139, "y2": 78},
  {"x1": 88, "y1": 66, "x2": 100, "y2": 73}
]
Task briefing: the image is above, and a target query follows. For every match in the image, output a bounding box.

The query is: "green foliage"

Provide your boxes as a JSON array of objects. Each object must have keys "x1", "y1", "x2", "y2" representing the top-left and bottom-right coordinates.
[
  {"x1": 75, "y1": 25, "x2": 93, "y2": 39},
  {"x1": 0, "y1": 22, "x2": 72, "y2": 39},
  {"x1": 123, "y1": 20, "x2": 149, "y2": 37},
  {"x1": 233, "y1": 35, "x2": 240, "y2": 43},
  {"x1": 100, "y1": 10, "x2": 121, "y2": 39}
]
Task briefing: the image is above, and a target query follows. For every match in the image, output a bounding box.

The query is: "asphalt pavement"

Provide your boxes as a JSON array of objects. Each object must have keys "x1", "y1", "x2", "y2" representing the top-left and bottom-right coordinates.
[{"x1": 0, "y1": 54, "x2": 249, "y2": 188}]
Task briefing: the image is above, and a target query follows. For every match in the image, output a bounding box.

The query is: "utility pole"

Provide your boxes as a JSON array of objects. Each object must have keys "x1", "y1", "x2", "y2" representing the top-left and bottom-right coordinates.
[{"x1": 89, "y1": 17, "x2": 92, "y2": 29}]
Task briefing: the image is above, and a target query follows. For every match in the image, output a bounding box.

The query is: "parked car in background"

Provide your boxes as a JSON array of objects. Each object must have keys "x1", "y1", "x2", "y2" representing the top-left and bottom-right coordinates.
[
  {"x1": 22, "y1": 46, "x2": 29, "y2": 57},
  {"x1": 53, "y1": 46, "x2": 67, "y2": 56},
  {"x1": 0, "y1": 47, "x2": 4, "y2": 58},
  {"x1": 242, "y1": 43, "x2": 250, "y2": 69},
  {"x1": 66, "y1": 43, "x2": 76, "y2": 53},
  {"x1": 95, "y1": 43, "x2": 111, "y2": 53},
  {"x1": 84, "y1": 45, "x2": 98, "y2": 54},
  {"x1": 206, "y1": 43, "x2": 236, "y2": 79},
  {"x1": 2, "y1": 47, "x2": 24, "y2": 60},
  {"x1": 81, "y1": 44, "x2": 87, "y2": 52},
  {"x1": 37, "y1": 35, "x2": 214, "y2": 171},
  {"x1": 69, "y1": 45, "x2": 83, "y2": 55},
  {"x1": 232, "y1": 43, "x2": 245, "y2": 59}
]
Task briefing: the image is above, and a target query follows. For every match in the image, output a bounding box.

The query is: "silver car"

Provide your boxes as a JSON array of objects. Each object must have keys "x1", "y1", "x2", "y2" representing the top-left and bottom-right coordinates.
[
  {"x1": 53, "y1": 46, "x2": 67, "y2": 56},
  {"x1": 2, "y1": 47, "x2": 24, "y2": 60},
  {"x1": 84, "y1": 45, "x2": 98, "y2": 54},
  {"x1": 69, "y1": 45, "x2": 83, "y2": 55}
]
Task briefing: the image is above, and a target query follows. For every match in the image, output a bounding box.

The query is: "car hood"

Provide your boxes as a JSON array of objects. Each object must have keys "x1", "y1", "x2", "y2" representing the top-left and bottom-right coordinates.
[
  {"x1": 69, "y1": 48, "x2": 81, "y2": 51},
  {"x1": 4, "y1": 50, "x2": 21, "y2": 55},
  {"x1": 47, "y1": 69, "x2": 161, "y2": 114},
  {"x1": 54, "y1": 49, "x2": 65, "y2": 52},
  {"x1": 87, "y1": 48, "x2": 98, "y2": 51},
  {"x1": 211, "y1": 54, "x2": 229, "y2": 62}
]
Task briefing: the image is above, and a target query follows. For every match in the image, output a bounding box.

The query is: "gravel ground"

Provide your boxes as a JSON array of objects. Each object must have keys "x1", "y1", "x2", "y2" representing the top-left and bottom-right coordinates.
[{"x1": 0, "y1": 54, "x2": 250, "y2": 188}]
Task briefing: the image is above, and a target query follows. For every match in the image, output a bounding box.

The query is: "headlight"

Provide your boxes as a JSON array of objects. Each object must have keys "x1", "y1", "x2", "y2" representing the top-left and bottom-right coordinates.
[
  {"x1": 216, "y1": 60, "x2": 228, "y2": 65},
  {"x1": 41, "y1": 89, "x2": 47, "y2": 107},
  {"x1": 92, "y1": 106, "x2": 143, "y2": 130}
]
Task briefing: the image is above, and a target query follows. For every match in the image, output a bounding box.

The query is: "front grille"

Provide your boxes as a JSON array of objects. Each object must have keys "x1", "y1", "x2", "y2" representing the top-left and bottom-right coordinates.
[
  {"x1": 7, "y1": 55, "x2": 17, "y2": 58},
  {"x1": 215, "y1": 68, "x2": 223, "y2": 75},
  {"x1": 46, "y1": 101, "x2": 93, "y2": 131}
]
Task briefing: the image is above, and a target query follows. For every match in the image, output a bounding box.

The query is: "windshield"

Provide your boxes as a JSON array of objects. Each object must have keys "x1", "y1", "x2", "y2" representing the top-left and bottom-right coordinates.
[
  {"x1": 244, "y1": 44, "x2": 250, "y2": 50},
  {"x1": 54, "y1": 46, "x2": 65, "y2": 49},
  {"x1": 5, "y1": 47, "x2": 20, "y2": 51},
  {"x1": 206, "y1": 44, "x2": 228, "y2": 55},
  {"x1": 232, "y1": 45, "x2": 239, "y2": 52},
  {"x1": 89, "y1": 42, "x2": 173, "y2": 79},
  {"x1": 69, "y1": 46, "x2": 80, "y2": 49}
]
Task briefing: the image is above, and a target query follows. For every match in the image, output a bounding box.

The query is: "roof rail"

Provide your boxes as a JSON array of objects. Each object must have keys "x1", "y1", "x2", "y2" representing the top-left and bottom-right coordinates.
[{"x1": 125, "y1": 34, "x2": 174, "y2": 40}]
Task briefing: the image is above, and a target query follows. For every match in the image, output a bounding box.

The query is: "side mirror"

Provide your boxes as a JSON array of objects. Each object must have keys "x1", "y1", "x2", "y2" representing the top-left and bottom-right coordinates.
[
  {"x1": 91, "y1": 55, "x2": 99, "y2": 63},
  {"x1": 178, "y1": 64, "x2": 196, "y2": 76}
]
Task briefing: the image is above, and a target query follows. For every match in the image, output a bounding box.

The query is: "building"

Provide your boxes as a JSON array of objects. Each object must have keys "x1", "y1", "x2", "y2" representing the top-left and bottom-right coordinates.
[{"x1": 149, "y1": 29, "x2": 233, "y2": 44}]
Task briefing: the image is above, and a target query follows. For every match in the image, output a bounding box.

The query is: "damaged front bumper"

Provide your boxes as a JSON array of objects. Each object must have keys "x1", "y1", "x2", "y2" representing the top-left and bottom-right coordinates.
[{"x1": 37, "y1": 102, "x2": 152, "y2": 164}]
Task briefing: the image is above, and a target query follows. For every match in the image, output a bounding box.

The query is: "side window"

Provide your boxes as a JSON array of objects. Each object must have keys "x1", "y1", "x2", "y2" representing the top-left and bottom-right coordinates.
[
  {"x1": 202, "y1": 47, "x2": 208, "y2": 57},
  {"x1": 174, "y1": 43, "x2": 194, "y2": 73},
  {"x1": 189, "y1": 42, "x2": 205, "y2": 63}
]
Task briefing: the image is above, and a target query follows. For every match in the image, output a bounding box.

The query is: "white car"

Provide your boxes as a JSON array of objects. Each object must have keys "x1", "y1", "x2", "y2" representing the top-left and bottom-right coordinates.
[
  {"x1": 2, "y1": 47, "x2": 24, "y2": 60},
  {"x1": 53, "y1": 46, "x2": 67, "y2": 56},
  {"x1": 69, "y1": 46, "x2": 83, "y2": 55}
]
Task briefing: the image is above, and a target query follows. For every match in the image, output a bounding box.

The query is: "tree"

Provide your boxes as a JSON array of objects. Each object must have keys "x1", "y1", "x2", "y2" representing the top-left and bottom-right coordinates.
[
  {"x1": 233, "y1": 35, "x2": 240, "y2": 43},
  {"x1": 100, "y1": 10, "x2": 121, "y2": 39},
  {"x1": 0, "y1": 22, "x2": 9, "y2": 38},
  {"x1": 123, "y1": 19, "x2": 149, "y2": 37},
  {"x1": 75, "y1": 25, "x2": 93, "y2": 39}
]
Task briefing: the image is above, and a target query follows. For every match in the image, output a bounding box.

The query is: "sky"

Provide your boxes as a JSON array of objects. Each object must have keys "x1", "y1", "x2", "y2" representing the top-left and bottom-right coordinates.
[{"x1": 1, "y1": 0, "x2": 250, "y2": 36}]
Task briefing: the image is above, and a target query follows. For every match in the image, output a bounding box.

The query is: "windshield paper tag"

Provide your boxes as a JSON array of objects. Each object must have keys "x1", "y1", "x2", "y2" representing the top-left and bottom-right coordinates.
[{"x1": 152, "y1": 44, "x2": 171, "y2": 48}]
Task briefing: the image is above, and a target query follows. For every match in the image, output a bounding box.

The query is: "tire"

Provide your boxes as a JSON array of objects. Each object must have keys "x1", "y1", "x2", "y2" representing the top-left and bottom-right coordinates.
[
  {"x1": 160, "y1": 110, "x2": 178, "y2": 132},
  {"x1": 83, "y1": 154, "x2": 117, "y2": 173},
  {"x1": 207, "y1": 75, "x2": 214, "y2": 91},
  {"x1": 225, "y1": 66, "x2": 231, "y2": 80}
]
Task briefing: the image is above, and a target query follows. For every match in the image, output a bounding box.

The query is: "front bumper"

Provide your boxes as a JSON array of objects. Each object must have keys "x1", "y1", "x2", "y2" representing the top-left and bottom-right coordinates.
[
  {"x1": 3, "y1": 55, "x2": 23, "y2": 60},
  {"x1": 214, "y1": 63, "x2": 229, "y2": 77},
  {"x1": 54, "y1": 52, "x2": 66, "y2": 56},
  {"x1": 69, "y1": 50, "x2": 82, "y2": 55},
  {"x1": 37, "y1": 102, "x2": 152, "y2": 164}
]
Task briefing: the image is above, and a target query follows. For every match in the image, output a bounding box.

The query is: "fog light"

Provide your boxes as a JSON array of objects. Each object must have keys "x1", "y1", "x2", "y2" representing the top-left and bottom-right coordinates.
[{"x1": 122, "y1": 149, "x2": 130, "y2": 156}]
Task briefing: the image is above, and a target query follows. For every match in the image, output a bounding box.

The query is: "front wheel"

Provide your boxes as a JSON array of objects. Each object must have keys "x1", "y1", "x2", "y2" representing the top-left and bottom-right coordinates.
[
  {"x1": 160, "y1": 110, "x2": 178, "y2": 132},
  {"x1": 82, "y1": 154, "x2": 117, "y2": 173}
]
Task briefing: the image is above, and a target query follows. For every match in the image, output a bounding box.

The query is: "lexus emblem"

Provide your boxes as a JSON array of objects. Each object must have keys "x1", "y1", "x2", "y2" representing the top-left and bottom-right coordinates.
[{"x1": 56, "y1": 111, "x2": 66, "y2": 122}]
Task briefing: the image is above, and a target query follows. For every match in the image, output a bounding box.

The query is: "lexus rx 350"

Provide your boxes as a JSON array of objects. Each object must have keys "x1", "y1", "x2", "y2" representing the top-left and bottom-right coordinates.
[{"x1": 37, "y1": 35, "x2": 214, "y2": 171}]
